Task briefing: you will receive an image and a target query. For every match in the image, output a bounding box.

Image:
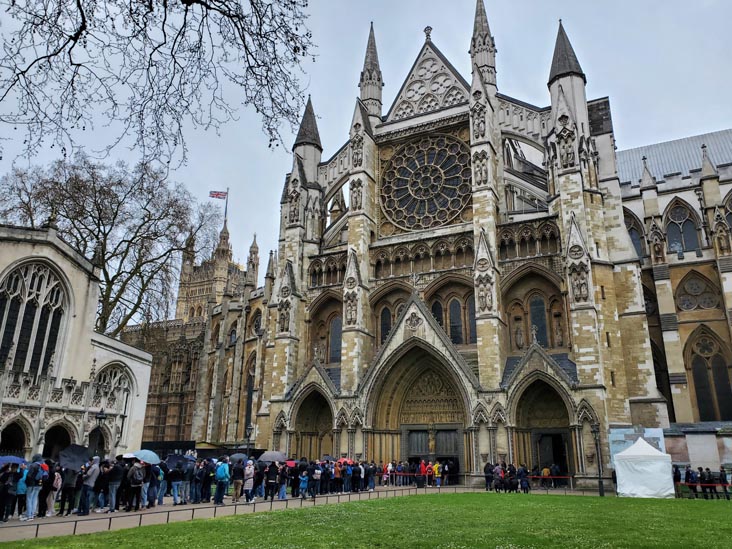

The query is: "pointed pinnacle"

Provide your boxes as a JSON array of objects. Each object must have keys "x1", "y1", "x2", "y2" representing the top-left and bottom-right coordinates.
[
  {"x1": 473, "y1": 0, "x2": 491, "y2": 39},
  {"x1": 363, "y1": 22, "x2": 380, "y2": 72},
  {"x1": 548, "y1": 20, "x2": 585, "y2": 86},
  {"x1": 293, "y1": 96, "x2": 322, "y2": 151}
]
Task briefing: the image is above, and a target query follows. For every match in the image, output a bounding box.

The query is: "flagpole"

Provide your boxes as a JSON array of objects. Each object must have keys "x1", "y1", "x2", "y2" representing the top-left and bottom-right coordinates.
[{"x1": 225, "y1": 187, "x2": 229, "y2": 220}]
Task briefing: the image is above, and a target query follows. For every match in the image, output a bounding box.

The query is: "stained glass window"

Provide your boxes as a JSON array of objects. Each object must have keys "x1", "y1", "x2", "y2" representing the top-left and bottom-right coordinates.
[
  {"x1": 666, "y1": 205, "x2": 699, "y2": 253},
  {"x1": 692, "y1": 355, "x2": 715, "y2": 421},
  {"x1": 329, "y1": 316, "x2": 342, "y2": 363},
  {"x1": 529, "y1": 295, "x2": 548, "y2": 347},
  {"x1": 468, "y1": 297, "x2": 477, "y2": 344},
  {"x1": 449, "y1": 299, "x2": 463, "y2": 344},
  {"x1": 380, "y1": 135, "x2": 472, "y2": 231},
  {"x1": 380, "y1": 307, "x2": 391, "y2": 344},
  {"x1": 431, "y1": 301, "x2": 444, "y2": 327}
]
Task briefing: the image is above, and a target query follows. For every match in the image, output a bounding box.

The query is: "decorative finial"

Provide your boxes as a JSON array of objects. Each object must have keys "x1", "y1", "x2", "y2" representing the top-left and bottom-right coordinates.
[
  {"x1": 701, "y1": 143, "x2": 708, "y2": 156},
  {"x1": 424, "y1": 26, "x2": 432, "y2": 41}
]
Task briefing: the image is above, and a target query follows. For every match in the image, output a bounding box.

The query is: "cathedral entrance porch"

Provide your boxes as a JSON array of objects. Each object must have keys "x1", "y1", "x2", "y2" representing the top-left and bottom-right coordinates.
[
  {"x1": 368, "y1": 345, "x2": 470, "y2": 477},
  {"x1": 292, "y1": 389, "x2": 333, "y2": 460},
  {"x1": 512, "y1": 379, "x2": 574, "y2": 475}
]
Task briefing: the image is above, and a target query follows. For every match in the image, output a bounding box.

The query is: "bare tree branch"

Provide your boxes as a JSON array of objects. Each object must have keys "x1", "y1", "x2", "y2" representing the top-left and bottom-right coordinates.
[
  {"x1": 0, "y1": 0, "x2": 315, "y2": 163},
  {"x1": 0, "y1": 154, "x2": 220, "y2": 336}
]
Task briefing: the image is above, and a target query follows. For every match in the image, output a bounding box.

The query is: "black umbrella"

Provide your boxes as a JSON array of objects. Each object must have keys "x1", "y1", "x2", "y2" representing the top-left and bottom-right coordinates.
[
  {"x1": 229, "y1": 453, "x2": 248, "y2": 463},
  {"x1": 59, "y1": 444, "x2": 90, "y2": 471},
  {"x1": 166, "y1": 454, "x2": 187, "y2": 468},
  {"x1": 322, "y1": 455, "x2": 336, "y2": 462}
]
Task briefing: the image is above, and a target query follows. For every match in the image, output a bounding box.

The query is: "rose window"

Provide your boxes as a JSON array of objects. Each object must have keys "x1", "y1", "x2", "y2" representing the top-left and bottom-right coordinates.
[{"x1": 380, "y1": 135, "x2": 471, "y2": 231}]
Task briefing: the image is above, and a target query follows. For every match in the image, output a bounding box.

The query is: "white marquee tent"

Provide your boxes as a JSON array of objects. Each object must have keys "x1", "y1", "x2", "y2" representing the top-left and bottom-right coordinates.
[{"x1": 614, "y1": 437, "x2": 675, "y2": 498}]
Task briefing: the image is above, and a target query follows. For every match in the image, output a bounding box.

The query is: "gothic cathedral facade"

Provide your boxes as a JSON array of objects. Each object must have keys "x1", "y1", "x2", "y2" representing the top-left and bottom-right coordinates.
[{"x1": 129, "y1": 1, "x2": 732, "y2": 478}]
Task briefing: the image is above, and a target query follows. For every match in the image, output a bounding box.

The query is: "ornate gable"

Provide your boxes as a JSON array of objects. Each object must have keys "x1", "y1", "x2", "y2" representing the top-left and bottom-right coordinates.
[{"x1": 385, "y1": 39, "x2": 469, "y2": 123}]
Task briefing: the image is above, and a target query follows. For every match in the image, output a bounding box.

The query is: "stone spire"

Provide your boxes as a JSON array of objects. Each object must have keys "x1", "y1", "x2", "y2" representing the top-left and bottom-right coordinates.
[
  {"x1": 470, "y1": 0, "x2": 496, "y2": 90},
  {"x1": 548, "y1": 20, "x2": 585, "y2": 87},
  {"x1": 359, "y1": 22, "x2": 383, "y2": 118},
  {"x1": 293, "y1": 96, "x2": 322, "y2": 151},
  {"x1": 264, "y1": 250, "x2": 275, "y2": 299},
  {"x1": 701, "y1": 144, "x2": 718, "y2": 178}
]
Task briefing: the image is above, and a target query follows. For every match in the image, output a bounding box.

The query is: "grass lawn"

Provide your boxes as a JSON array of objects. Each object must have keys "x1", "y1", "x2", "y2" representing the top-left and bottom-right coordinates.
[{"x1": 4, "y1": 492, "x2": 732, "y2": 548}]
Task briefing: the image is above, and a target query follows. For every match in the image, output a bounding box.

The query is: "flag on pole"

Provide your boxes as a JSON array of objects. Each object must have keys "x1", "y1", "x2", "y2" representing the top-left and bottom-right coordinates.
[{"x1": 209, "y1": 190, "x2": 228, "y2": 199}]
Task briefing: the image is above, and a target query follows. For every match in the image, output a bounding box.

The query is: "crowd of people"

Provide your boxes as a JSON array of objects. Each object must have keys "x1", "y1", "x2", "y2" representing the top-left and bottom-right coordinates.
[
  {"x1": 0, "y1": 454, "x2": 462, "y2": 522},
  {"x1": 674, "y1": 464, "x2": 730, "y2": 499},
  {"x1": 482, "y1": 462, "x2": 569, "y2": 493}
]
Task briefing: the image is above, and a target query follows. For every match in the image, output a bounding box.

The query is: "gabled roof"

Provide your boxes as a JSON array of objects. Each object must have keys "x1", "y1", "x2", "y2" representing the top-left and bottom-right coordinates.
[
  {"x1": 385, "y1": 38, "x2": 470, "y2": 123},
  {"x1": 616, "y1": 129, "x2": 732, "y2": 185},
  {"x1": 548, "y1": 21, "x2": 585, "y2": 86}
]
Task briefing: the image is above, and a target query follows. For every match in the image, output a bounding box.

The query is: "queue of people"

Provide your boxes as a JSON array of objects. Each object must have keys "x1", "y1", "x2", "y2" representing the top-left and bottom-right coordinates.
[{"x1": 675, "y1": 464, "x2": 730, "y2": 500}]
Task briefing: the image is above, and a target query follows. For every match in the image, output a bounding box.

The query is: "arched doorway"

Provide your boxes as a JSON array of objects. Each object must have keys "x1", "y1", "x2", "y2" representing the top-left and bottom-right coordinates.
[
  {"x1": 89, "y1": 428, "x2": 107, "y2": 458},
  {"x1": 0, "y1": 422, "x2": 26, "y2": 457},
  {"x1": 43, "y1": 425, "x2": 72, "y2": 460},
  {"x1": 514, "y1": 380, "x2": 572, "y2": 473},
  {"x1": 371, "y1": 345, "x2": 469, "y2": 473},
  {"x1": 293, "y1": 390, "x2": 333, "y2": 460}
]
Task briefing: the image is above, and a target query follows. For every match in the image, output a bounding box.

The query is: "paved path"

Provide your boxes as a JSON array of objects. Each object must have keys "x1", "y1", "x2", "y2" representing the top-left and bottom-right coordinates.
[{"x1": 0, "y1": 484, "x2": 602, "y2": 542}]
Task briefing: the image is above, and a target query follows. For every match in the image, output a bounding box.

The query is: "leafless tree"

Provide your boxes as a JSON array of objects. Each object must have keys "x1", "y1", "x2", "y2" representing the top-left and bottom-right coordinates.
[
  {"x1": 0, "y1": 155, "x2": 220, "y2": 336},
  {"x1": 0, "y1": 0, "x2": 314, "y2": 163}
]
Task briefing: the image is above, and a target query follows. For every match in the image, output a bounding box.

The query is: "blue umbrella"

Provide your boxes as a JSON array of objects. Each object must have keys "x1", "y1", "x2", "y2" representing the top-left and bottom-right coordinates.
[
  {"x1": 0, "y1": 455, "x2": 26, "y2": 465},
  {"x1": 133, "y1": 449, "x2": 161, "y2": 464},
  {"x1": 185, "y1": 454, "x2": 197, "y2": 461}
]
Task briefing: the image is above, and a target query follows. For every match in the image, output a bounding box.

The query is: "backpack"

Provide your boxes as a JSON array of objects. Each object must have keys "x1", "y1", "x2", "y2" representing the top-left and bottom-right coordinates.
[
  {"x1": 313, "y1": 468, "x2": 322, "y2": 480},
  {"x1": 132, "y1": 466, "x2": 145, "y2": 484},
  {"x1": 53, "y1": 472, "x2": 62, "y2": 491},
  {"x1": 215, "y1": 463, "x2": 228, "y2": 481},
  {"x1": 690, "y1": 471, "x2": 698, "y2": 483},
  {"x1": 346, "y1": 465, "x2": 352, "y2": 476}
]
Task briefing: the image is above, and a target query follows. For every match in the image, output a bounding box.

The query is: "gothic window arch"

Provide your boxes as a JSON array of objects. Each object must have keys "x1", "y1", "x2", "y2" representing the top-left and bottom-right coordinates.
[
  {"x1": 380, "y1": 307, "x2": 391, "y2": 345},
  {"x1": 328, "y1": 315, "x2": 342, "y2": 364},
  {"x1": 95, "y1": 363, "x2": 133, "y2": 416},
  {"x1": 228, "y1": 325, "x2": 237, "y2": 346},
  {"x1": 431, "y1": 301, "x2": 444, "y2": 327},
  {"x1": 623, "y1": 209, "x2": 645, "y2": 258},
  {"x1": 467, "y1": 294, "x2": 477, "y2": 344},
  {"x1": 250, "y1": 310, "x2": 262, "y2": 336},
  {"x1": 0, "y1": 262, "x2": 68, "y2": 377},
  {"x1": 665, "y1": 201, "x2": 700, "y2": 254},
  {"x1": 189, "y1": 307, "x2": 195, "y2": 319},
  {"x1": 196, "y1": 306, "x2": 203, "y2": 317},
  {"x1": 686, "y1": 328, "x2": 732, "y2": 421},
  {"x1": 675, "y1": 272, "x2": 721, "y2": 312},
  {"x1": 528, "y1": 293, "x2": 549, "y2": 347},
  {"x1": 724, "y1": 192, "x2": 732, "y2": 228},
  {"x1": 448, "y1": 298, "x2": 463, "y2": 344}
]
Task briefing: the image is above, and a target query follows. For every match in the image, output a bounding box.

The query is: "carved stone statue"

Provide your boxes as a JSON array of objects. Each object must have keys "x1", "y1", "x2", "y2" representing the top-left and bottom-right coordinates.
[
  {"x1": 428, "y1": 429, "x2": 436, "y2": 454},
  {"x1": 288, "y1": 191, "x2": 300, "y2": 223},
  {"x1": 559, "y1": 135, "x2": 575, "y2": 169},
  {"x1": 351, "y1": 130, "x2": 364, "y2": 168},
  {"x1": 554, "y1": 319, "x2": 564, "y2": 347},
  {"x1": 345, "y1": 293, "x2": 357, "y2": 326},
  {"x1": 515, "y1": 324, "x2": 524, "y2": 350},
  {"x1": 716, "y1": 229, "x2": 730, "y2": 256},
  {"x1": 350, "y1": 180, "x2": 362, "y2": 210},
  {"x1": 278, "y1": 301, "x2": 290, "y2": 332}
]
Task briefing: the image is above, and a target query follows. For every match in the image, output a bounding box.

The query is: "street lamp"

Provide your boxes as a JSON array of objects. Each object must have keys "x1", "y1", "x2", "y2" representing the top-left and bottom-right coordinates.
[
  {"x1": 590, "y1": 422, "x2": 605, "y2": 497},
  {"x1": 95, "y1": 408, "x2": 107, "y2": 428},
  {"x1": 245, "y1": 423, "x2": 254, "y2": 459}
]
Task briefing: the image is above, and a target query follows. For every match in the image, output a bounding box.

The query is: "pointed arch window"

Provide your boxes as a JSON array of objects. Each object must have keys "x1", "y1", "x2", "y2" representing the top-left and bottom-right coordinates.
[
  {"x1": 449, "y1": 299, "x2": 463, "y2": 344},
  {"x1": 328, "y1": 316, "x2": 342, "y2": 363},
  {"x1": 688, "y1": 333, "x2": 732, "y2": 421},
  {"x1": 380, "y1": 307, "x2": 391, "y2": 344},
  {"x1": 0, "y1": 262, "x2": 67, "y2": 377},
  {"x1": 529, "y1": 295, "x2": 549, "y2": 347},
  {"x1": 624, "y1": 211, "x2": 645, "y2": 258},
  {"x1": 467, "y1": 296, "x2": 477, "y2": 344},
  {"x1": 666, "y1": 204, "x2": 699, "y2": 253},
  {"x1": 431, "y1": 301, "x2": 444, "y2": 327}
]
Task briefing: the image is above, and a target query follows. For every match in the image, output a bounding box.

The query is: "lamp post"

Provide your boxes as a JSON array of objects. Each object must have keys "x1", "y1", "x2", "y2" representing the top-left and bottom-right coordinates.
[
  {"x1": 591, "y1": 422, "x2": 605, "y2": 497},
  {"x1": 245, "y1": 423, "x2": 254, "y2": 459},
  {"x1": 95, "y1": 408, "x2": 107, "y2": 427}
]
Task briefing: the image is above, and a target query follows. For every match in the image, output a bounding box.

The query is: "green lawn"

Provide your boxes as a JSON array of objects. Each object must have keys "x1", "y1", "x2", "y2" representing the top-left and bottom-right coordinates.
[{"x1": 5, "y1": 493, "x2": 732, "y2": 548}]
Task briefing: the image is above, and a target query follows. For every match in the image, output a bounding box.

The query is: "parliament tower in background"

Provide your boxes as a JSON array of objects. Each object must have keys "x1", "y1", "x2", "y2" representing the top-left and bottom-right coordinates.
[{"x1": 123, "y1": 1, "x2": 732, "y2": 479}]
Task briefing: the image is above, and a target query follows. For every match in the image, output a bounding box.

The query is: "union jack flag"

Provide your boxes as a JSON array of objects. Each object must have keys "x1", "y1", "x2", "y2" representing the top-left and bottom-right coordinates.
[{"x1": 209, "y1": 190, "x2": 228, "y2": 199}]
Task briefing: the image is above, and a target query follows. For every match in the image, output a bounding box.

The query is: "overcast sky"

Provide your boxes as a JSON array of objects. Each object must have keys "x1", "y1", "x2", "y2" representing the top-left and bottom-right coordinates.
[{"x1": 3, "y1": 1, "x2": 731, "y2": 285}]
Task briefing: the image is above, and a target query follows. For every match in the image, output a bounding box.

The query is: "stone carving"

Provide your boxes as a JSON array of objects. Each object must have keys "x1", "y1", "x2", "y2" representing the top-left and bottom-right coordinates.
[
  {"x1": 349, "y1": 179, "x2": 363, "y2": 211},
  {"x1": 471, "y1": 102, "x2": 486, "y2": 140},
  {"x1": 351, "y1": 124, "x2": 363, "y2": 168},
  {"x1": 278, "y1": 300, "x2": 291, "y2": 333},
  {"x1": 531, "y1": 324, "x2": 538, "y2": 344},
  {"x1": 288, "y1": 190, "x2": 300, "y2": 223},
  {"x1": 568, "y1": 244, "x2": 584, "y2": 260},
  {"x1": 554, "y1": 318, "x2": 564, "y2": 347},
  {"x1": 514, "y1": 325, "x2": 524, "y2": 350},
  {"x1": 473, "y1": 150, "x2": 488, "y2": 187},
  {"x1": 345, "y1": 276, "x2": 356, "y2": 290},
  {"x1": 280, "y1": 285, "x2": 290, "y2": 298},
  {"x1": 475, "y1": 273, "x2": 493, "y2": 313},
  {"x1": 570, "y1": 266, "x2": 590, "y2": 303},
  {"x1": 405, "y1": 312, "x2": 423, "y2": 331},
  {"x1": 558, "y1": 132, "x2": 575, "y2": 169},
  {"x1": 344, "y1": 292, "x2": 357, "y2": 326}
]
